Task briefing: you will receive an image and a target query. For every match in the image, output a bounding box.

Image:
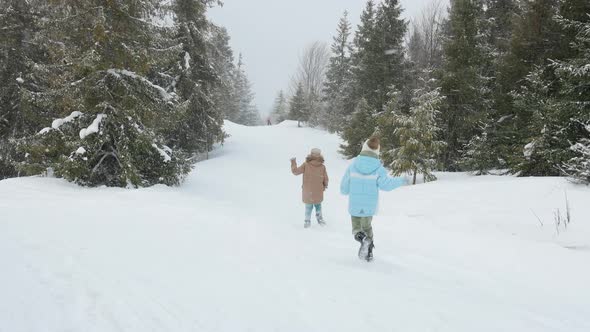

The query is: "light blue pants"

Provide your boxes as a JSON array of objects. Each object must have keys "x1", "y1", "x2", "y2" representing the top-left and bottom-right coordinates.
[{"x1": 305, "y1": 203, "x2": 322, "y2": 221}]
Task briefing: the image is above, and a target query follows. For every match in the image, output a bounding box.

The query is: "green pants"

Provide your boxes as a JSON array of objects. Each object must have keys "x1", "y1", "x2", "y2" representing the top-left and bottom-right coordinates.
[{"x1": 351, "y1": 216, "x2": 374, "y2": 240}]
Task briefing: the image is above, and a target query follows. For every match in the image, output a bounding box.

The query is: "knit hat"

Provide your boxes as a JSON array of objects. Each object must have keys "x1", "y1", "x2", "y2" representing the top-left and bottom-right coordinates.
[
  {"x1": 361, "y1": 137, "x2": 380, "y2": 155},
  {"x1": 310, "y1": 148, "x2": 322, "y2": 156}
]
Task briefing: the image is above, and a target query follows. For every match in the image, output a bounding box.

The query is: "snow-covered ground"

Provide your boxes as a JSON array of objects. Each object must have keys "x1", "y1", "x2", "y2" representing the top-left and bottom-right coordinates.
[{"x1": 1, "y1": 121, "x2": 589, "y2": 332}]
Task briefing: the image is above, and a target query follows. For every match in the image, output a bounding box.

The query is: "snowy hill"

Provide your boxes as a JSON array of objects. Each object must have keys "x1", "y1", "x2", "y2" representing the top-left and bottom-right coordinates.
[{"x1": 1, "y1": 120, "x2": 589, "y2": 332}]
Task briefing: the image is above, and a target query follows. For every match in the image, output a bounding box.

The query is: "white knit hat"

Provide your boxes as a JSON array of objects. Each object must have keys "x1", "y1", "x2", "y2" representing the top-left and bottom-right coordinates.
[
  {"x1": 310, "y1": 148, "x2": 322, "y2": 156},
  {"x1": 362, "y1": 139, "x2": 380, "y2": 155}
]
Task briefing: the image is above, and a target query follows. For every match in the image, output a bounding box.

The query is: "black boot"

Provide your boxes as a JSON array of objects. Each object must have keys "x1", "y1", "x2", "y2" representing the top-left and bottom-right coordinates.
[
  {"x1": 357, "y1": 234, "x2": 372, "y2": 260},
  {"x1": 366, "y1": 242, "x2": 375, "y2": 262},
  {"x1": 354, "y1": 232, "x2": 366, "y2": 243},
  {"x1": 316, "y1": 213, "x2": 326, "y2": 226}
]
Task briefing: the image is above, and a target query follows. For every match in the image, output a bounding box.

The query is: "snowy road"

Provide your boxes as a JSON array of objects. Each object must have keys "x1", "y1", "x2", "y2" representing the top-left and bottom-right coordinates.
[{"x1": 1, "y1": 121, "x2": 589, "y2": 331}]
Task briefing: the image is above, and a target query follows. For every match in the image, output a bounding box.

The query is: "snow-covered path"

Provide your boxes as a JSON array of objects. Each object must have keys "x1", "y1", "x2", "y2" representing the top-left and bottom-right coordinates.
[{"x1": 1, "y1": 121, "x2": 590, "y2": 332}]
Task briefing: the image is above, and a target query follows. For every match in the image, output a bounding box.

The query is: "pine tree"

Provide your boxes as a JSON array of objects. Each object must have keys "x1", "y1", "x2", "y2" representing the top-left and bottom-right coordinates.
[
  {"x1": 343, "y1": 0, "x2": 409, "y2": 160},
  {"x1": 511, "y1": 68, "x2": 572, "y2": 176},
  {"x1": 558, "y1": 15, "x2": 590, "y2": 184},
  {"x1": 350, "y1": 1, "x2": 378, "y2": 109},
  {"x1": 232, "y1": 55, "x2": 260, "y2": 126},
  {"x1": 323, "y1": 11, "x2": 354, "y2": 132},
  {"x1": 20, "y1": 1, "x2": 191, "y2": 187},
  {"x1": 438, "y1": 0, "x2": 491, "y2": 171},
  {"x1": 351, "y1": 0, "x2": 408, "y2": 113},
  {"x1": 502, "y1": 1, "x2": 589, "y2": 176},
  {"x1": 492, "y1": 0, "x2": 563, "y2": 171},
  {"x1": 289, "y1": 83, "x2": 308, "y2": 127},
  {"x1": 270, "y1": 90, "x2": 288, "y2": 123},
  {"x1": 208, "y1": 25, "x2": 238, "y2": 123},
  {"x1": 514, "y1": 15, "x2": 590, "y2": 181},
  {"x1": 462, "y1": 0, "x2": 520, "y2": 173},
  {"x1": 170, "y1": 0, "x2": 224, "y2": 155},
  {"x1": 340, "y1": 99, "x2": 378, "y2": 158},
  {"x1": 390, "y1": 87, "x2": 445, "y2": 184},
  {"x1": 0, "y1": 0, "x2": 46, "y2": 178},
  {"x1": 373, "y1": 0, "x2": 410, "y2": 109}
]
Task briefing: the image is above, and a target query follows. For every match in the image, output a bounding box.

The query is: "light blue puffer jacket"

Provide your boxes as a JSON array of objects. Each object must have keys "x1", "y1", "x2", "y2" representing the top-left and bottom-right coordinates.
[{"x1": 340, "y1": 154, "x2": 405, "y2": 217}]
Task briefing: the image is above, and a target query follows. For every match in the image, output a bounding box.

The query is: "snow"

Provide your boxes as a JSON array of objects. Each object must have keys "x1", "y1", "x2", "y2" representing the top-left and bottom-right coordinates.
[
  {"x1": 107, "y1": 69, "x2": 175, "y2": 101},
  {"x1": 52, "y1": 111, "x2": 83, "y2": 130},
  {"x1": 39, "y1": 111, "x2": 83, "y2": 134},
  {"x1": 75, "y1": 147, "x2": 86, "y2": 155},
  {"x1": 16, "y1": 77, "x2": 24, "y2": 84},
  {"x1": 79, "y1": 114, "x2": 106, "y2": 139},
  {"x1": 184, "y1": 52, "x2": 191, "y2": 70},
  {"x1": 524, "y1": 141, "x2": 536, "y2": 158},
  {"x1": 152, "y1": 143, "x2": 171, "y2": 162},
  {"x1": 1, "y1": 120, "x2": 590, "y2": 331}
]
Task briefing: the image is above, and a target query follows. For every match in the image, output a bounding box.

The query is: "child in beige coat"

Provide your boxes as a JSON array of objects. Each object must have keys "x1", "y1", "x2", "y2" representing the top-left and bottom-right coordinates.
[{"x1": 291, "y1": 148, "x2": 329, "y2": 228}]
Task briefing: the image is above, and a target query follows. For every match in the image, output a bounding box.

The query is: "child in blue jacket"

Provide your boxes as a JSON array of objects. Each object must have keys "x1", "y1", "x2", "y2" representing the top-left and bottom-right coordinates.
[{"x1": 340, "y1": 137, "x2": 405, "y2": 261}]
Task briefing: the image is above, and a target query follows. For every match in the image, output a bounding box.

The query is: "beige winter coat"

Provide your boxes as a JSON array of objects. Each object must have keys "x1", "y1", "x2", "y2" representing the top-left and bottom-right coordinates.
[{"x1": 291, "y1": 155, "x2": 329, "y2": 204}]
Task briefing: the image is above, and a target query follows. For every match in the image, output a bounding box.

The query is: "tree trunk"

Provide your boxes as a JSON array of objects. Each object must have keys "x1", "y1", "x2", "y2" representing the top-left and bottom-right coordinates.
[{"x1": 412, "y1": 168, "x2": 418, "y2": 185}]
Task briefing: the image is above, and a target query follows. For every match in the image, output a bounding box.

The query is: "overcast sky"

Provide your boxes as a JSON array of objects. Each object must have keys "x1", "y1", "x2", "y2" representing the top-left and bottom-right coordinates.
[{"x1": 208, "y1": 0, "x2": 448, "y2": 116}]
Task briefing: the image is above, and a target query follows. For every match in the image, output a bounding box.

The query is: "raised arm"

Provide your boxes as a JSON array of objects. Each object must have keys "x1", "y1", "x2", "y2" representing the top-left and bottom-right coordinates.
[
  {"x1": 291, "y1": 158, "x2": 305, "y2": 176},
  {"x1": 376, "y1": 166, "x2": 405, "y2": 192}
]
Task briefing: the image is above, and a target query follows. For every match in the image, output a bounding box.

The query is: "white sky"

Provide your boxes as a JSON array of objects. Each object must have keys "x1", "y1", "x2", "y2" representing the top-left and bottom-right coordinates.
[{"x1": 208, "y1": 0, "x2": 449, "y2": 116}]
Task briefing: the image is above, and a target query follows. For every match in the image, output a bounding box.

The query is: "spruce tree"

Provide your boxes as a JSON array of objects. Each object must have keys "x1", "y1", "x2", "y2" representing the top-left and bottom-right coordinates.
[
  {"x1": 289, "y1": 83, "x2": 308, "y2": 127},
  {"x1": 343, "y1": 0, "x2": 409, "y2": 160},
  {"x1": 515, "y1": 15, "x2": 590, "y2": 180},
  {"x1": 232, "y1": 55, "x2": 260, "y2": 126},
  {"x1": 340, "y1": 98, "x2": 377, "y2": 158},
  {"x1": 21, "y1": 0, "x2": 191, "y2": 187},
  {"x1": 323, "y1": 11, "x2": 354, "y2": 132},
  {"x1": 463, "y1": 0, "x2": 520, "y2": 173},
  {"x1": 351, "y1": 1, "x2": 378, "y2": 110},
  {"x1": 271, "y1": 91, "x2": 288, "y2": 123},
  {"x1": 170, "y1": 0, "x2": 224, "y2": 154},
  {"x1": 558, "y1": 15, "x2": 590, "y2": 183},
  {"x1": 0, "y1": 0, "x2": 46, "y2": 178},
  {"x1": 208, "y1": 25, "x2": 239, "y2": 123},
  {"x1": 390, "y1": 87, "x2": 446, "y2": 184},
  {"x1": 438, "y1": 0, "x2": 490, "y2": 171}
]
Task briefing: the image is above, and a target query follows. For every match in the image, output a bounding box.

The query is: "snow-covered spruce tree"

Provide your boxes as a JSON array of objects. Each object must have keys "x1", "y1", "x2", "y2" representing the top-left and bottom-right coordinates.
[
  {"x1": 389, "y1": 87, "x2": 445, "y2": 184},
  {"x1": 459, "y1": 0, "x2": 519, "y2": 174},
  {"x1": 460, "y1": 121, "x2": 503, "y2": 175},
  {"x1": 350, "y1": 0, "x2": 377, "y2": 106},
  {"x1": 511, "y1": 69, "x2": 567, "y2": 176},
  {"x1": 566, "y1": 125, "x2": 590, "y2": 184},
  {"x1": 228, "y1": 55, "x2": 259, "y2": 126},
  {"x1": 340, "y1": 98, "x2": 378, "y2": 158},
  {"x1": 20, "y1": 1, "x2": 191, "y2": 187},
  {"x1": 289, "y1": 83, "x2": 308, "y2": 127},
  {"x1": 0, "y1": 0, "x2": 47, "y2": 179},
  {"x1": 438, "y1": 0, "x2": 491, "y2": 171},
  {"x1": 168, "y1": 0, "x2": 225, "y2": 154},
  {"x1": 323, "y1": 11, "x2": 354, "y2": 133},
  {"x1": 376, "y1": 87, "x2": 404, "y2": 168},
  {"x1": 510, "y1": 10, "x2": 590, "y2": 178},
  {"x1": 270, "y1": 90, "x2": 288, "y2": 124},
  {"x1": 341, "y1": 0, "x2": 409, "y2": 159},
  {"x1": 554, "y1": 16, "x2": 590, "y2": 183},
  {"x1": 350, "y1": 0, "x2": 408, "y2": 113},
  {"x1": 495, "y1": 0, "x2": 565, "y2": 170},
  {"x1": 208, "y1": 25, "x2": 239, "y2": 123}
]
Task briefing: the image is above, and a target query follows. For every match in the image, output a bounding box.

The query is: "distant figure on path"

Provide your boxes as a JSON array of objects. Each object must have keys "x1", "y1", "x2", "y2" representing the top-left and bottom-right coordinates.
[
  {"x1": 291, "y1": 148, "x2": 329, "y2": 228},
  {"x1": 267, "y1": 118, "x2": 272, "y2": 126},
  {"x1": 340, "y1": 137, "x2": 405, "y2": 261}
]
